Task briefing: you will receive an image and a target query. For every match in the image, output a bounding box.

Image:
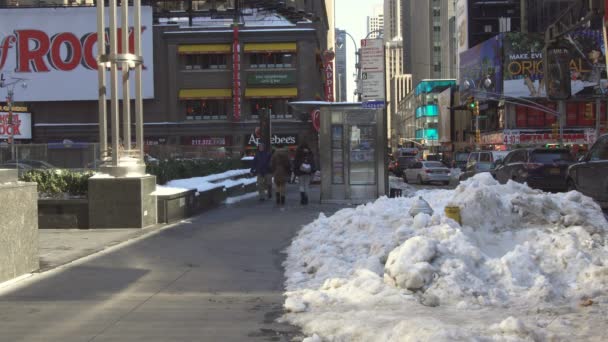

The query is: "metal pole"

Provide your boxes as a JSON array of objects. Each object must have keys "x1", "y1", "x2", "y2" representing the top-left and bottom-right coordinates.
[
  {"x1": 558, "y1": 100, "x2": 565, "y2": 145},
  {"x1": 596, "y1": 97, "x2": 601, "y2": 142},
  {"x1": 121, "y1": 0, "x2": 131, "y2": 151},
  {"x1": 109, "y1": 0, "x2": 119, "y2": 166},
  {"x1": 134, "y1": 0, "x2": 144, "y2": 163},
  {"x1": 96, "y1": 0, "x2": 107, "y2": 161},
  {"x1": 475, "y1": 114, "x2": 480, "y2": 151}
]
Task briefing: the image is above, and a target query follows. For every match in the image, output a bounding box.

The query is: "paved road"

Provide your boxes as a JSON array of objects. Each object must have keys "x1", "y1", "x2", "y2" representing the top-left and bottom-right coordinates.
[{"x1": 0, "y1": 186, "x2": 344, "y2": 342}]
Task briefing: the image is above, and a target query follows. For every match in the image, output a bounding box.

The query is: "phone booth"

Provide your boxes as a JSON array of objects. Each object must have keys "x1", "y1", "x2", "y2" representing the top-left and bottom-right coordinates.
[{"x1": 317, "y1": 103, "x2": 387, "y2": 203}]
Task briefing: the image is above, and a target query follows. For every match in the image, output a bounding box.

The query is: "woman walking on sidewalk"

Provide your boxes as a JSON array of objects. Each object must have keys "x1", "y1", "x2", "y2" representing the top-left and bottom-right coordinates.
[
  {"x1": 294, "y1": 143, "x2": 315, "y2": 205},
  {"x1": 250, "y1": 142, "x2": 273, "y2": 201},
  {"x1": 271, "y1": 144, "x2": 291, "y2": 205}
]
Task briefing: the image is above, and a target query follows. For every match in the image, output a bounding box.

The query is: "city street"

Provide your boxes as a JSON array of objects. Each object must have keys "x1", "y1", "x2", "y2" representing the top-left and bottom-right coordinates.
[{"x1": 0, "y1": 187, "x2": 343, "y2": 342}]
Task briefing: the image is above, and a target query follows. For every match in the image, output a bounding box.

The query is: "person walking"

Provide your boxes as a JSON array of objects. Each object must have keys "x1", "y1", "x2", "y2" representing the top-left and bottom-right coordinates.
[
  {"x1": 270, "y1": 144, "x2": 291, "y2": 205},
  {"x1": 250, "y1": 143, "x2": 272, "y2": 201},
  {"x1": 294, "y1": 143, "x2": 315, "y2": 205}
]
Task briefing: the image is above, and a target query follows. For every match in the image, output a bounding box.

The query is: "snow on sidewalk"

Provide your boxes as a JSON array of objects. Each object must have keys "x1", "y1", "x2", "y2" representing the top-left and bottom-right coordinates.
[{"x1": 283, "y1": 173, "x2": 608, "y2": 341}]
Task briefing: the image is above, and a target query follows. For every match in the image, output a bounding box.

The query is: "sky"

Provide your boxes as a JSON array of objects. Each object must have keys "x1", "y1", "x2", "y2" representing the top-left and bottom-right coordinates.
[{"x1": 335, "y1": 0, "x2": 383, "y2": 101}]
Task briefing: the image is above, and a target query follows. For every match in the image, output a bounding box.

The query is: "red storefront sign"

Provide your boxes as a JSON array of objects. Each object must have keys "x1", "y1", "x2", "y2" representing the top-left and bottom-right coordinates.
[
  {"x1": 323, "y1": 50, "x2": 335, "y2": 102},
  {"x1": 503, "y1": 130, "x2": 596, "y2": 145},
  {"x1": 232, "y1": 25, "x2": 241, "y2": 121}
]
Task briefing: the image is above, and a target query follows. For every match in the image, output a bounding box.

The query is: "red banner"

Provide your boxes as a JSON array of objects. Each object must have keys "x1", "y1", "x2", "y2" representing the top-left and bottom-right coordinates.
[
  {"x1": 324, "y1": 61, "x2": 334, "y2": 102},
  {"x1": 232, "y1": 25, "x2": 241, "y2": 121}
]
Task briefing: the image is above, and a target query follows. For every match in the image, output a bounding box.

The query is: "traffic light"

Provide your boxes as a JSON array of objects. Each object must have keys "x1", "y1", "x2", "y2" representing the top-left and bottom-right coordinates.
[
  {"x1": 584, "y1": 102, "x2": 594, "y2": 120},
  {"x1": 466, "y1": 97, "x2": 480, "y2": 116}
]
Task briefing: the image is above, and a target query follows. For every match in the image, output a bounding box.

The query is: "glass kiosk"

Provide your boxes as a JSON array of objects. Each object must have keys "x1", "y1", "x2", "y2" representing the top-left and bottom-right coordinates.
[{"x1": 319, "y1": 103, "x2": 387, "y2": 203}]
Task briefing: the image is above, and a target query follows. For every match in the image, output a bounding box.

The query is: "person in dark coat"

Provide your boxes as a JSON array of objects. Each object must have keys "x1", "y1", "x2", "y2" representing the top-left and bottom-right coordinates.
[
  {"x1": 250, "y1": 142, "x2": 272, "y2": 201},
  {"x1": 270, "y1": 144, "x2": 291, "y2": 205},
  {"x1": 293, "y1": 143, "x2": 316, "y2": 205}
]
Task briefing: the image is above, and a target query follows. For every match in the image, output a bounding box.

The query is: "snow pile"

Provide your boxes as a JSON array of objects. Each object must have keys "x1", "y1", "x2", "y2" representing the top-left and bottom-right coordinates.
[
  {"x1": 165, "y1": 169, "x2": 252, "y2": 193},
  {"x1": 283, "y1": 173, "x2": 608, "y2": 341}
]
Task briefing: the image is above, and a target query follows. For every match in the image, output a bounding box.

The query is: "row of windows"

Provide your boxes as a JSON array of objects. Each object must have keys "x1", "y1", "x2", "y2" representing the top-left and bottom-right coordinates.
[
  {"x1": 182, "y1": 53, "x2": 295, "y2": 70},
  {"x1": 184, "y1": 99, "x2": 293, "y2": 120}
]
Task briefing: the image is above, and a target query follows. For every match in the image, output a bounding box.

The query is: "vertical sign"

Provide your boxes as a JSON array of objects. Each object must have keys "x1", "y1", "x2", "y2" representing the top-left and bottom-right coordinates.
[
  {"x1": 232, "y1": 25, "x2": 241, "y2": 121},
  {"x1": 604, "y1": 2, "x2": 608, "y2": 76},
  {"x1": 323, "y1": 50, "x2": 335, "y2": 102},
  {"x1": 360, "y1": 38, "x2": 385, "y2": 102}
]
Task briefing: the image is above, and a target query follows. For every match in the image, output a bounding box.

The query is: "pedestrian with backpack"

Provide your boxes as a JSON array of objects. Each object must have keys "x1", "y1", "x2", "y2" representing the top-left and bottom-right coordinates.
[{"x1": 250, "y1": 143, "x2": 273, "y2": 201}]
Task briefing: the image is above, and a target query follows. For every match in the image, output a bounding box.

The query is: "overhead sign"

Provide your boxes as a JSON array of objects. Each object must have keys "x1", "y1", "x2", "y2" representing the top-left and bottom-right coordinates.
[
  {"x1": 0, "y1": 112, "x2": 31, "y2": 139},
  {"x1": 360, "y1": 38, "x2": 385, "y2": 102},
  {"x1": 0, "y1": 6, "x2": 154, "y2": 101}
]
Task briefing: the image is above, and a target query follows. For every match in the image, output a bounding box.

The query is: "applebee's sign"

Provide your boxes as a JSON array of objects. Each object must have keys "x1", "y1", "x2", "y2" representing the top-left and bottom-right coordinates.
[
  {"x1": 0, "y1": 6, "x2": 154, "y2": 101},
  {"x1": 246, "y1": 133, "x2": 297, "y2": 147},
  {"x1": 0, "y1": 112, "x2": 31, "y2": 139}
]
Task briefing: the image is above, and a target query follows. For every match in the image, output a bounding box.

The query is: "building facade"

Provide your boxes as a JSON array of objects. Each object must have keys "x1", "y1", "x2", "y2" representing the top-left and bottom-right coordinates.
[
  {"x1": 367, "y1": 5, "x2": 384, "y2": 38},
  {"x1": 335, "y1": 29, "x2": 348, "y2": 102},
  {"x1": 3, "y1": 1, "x2": 331, "y2": 160}
]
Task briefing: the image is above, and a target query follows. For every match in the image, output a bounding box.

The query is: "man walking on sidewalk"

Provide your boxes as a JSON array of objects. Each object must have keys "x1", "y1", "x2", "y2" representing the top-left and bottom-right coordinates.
[
  {"x1": 271, "y1": 144, "x2": 291, "y2": 205},
  {"x1": 250, "y1": 143, "x2": 273, "y2": 201}
]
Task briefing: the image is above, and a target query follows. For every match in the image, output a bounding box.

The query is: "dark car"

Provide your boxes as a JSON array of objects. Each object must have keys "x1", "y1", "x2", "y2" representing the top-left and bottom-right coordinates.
[
  {"x1": 6, "y1": 159, "x2": 55, "y2": 169},
  {"x1": 396, "y1": 156, "x2": 419, "y2": 177},
  {"x1": 567, "y1": 134, "x2": 608, "y2": 208},
  {"x1": 494, "y1": 148, "x2": 575, "y2": 192},
  {"x1": 458, "y1": 161, "x2": 496, "y2": 182}
]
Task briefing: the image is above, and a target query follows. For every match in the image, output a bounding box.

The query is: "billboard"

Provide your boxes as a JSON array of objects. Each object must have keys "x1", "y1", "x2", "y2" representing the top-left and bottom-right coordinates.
[
  {"x1": 503, "y1": 31, "x2": 606, "y2": 98},
  {"x1": 0, "y1": 6, "x2": 154, "y2": 102},
  {"x1": 456, "y1": 0, "x2": 468, "y2": 55},
  {"x1": 459, "y1": 35, "x2": 502, "y2": 101},
  {"x1": 0, "y1": 112, "x2": 31, "y2": 139}
]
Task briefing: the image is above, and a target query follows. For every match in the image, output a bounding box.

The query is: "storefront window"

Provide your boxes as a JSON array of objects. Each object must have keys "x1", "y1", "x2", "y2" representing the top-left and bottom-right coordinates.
[
  {"x1": 349, "y1": 125, "x2": 376, "y2": 185},
  {"x1": 183, "y1": 54, "x2": 229, "y2": 70},
  {"x1": 185, "y1": 100, "x2": 229, "y2": 120},
  {"x1": 249, "y1": 53, "x2": 294, "y2": 69},
  {"x1": 249, "y1": 99, "x2": 292, "y2": 119}
]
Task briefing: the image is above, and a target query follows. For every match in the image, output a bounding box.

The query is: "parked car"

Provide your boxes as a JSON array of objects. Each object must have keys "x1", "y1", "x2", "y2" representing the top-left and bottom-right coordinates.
[
  {"x1": 566, "y1": 134, "x2": 608, "y2": 208},
  {"x1": 6, "y1": 159, "x2": 55, "y2": 169},
  {"x1": 494, "y1": 148, "x2": 575, "y2": 191},
  {"x1": 403, "y1": 161, "x2": 451, "y2": 185},
  {"x1": 466, "y1": 150, "x2": 510, "y2": 171},
  {"x1": 0, "y1": 162, "x2": 34, "y2": 177},
  {"x1": 395, "y1": 155, "x2": 420, "y2": 176},
  {"x1": 453, "y1": 152, "x2": 470, "y2": 171},
  {"x1": 458, "y1": 160, "x2": 496, "y2": 182}
]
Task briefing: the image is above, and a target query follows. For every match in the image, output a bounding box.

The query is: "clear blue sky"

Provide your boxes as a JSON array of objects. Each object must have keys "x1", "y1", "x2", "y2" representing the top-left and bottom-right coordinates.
[{"x1": 335, "y1": 0, "x2": 383, "y2": 101}]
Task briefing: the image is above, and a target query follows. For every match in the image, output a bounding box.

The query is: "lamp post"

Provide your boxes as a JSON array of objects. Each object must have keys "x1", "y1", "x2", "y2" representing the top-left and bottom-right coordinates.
[{"x1": 0, "y1": 74, "x2": 27, "y2": 159}]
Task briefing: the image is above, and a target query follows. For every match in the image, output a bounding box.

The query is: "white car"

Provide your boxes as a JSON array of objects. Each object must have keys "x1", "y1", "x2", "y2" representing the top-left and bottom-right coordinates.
[{"x1": 403, "y1": 161, "x2": 451, "y2": 185}]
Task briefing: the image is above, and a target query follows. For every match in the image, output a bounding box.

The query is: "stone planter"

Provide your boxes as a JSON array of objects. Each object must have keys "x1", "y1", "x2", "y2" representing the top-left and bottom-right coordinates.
[
  {"x1": 38, "y1": 198, "x2": 89, "y2": 229},
  {"x1": 196, "y1": 186, "x2": 226, "y2": 211},
  {"x1": 224, "y1": 183, "x2": 245, "y2": 197},
  {"x1": 157, "y1": 189, "x2": 197, "y2": 224},
  {"x1": 242, "y1": 181, "x2": 257, "y2": 194}
]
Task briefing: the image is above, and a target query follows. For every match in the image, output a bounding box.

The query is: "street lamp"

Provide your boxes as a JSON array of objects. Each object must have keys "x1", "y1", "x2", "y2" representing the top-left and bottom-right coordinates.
[{"x1": 0, "y1": 74, "x2": 27, "y2": 158}]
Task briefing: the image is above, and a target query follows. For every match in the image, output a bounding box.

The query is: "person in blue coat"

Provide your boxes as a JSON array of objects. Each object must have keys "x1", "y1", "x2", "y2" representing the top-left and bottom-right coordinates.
[{"x1": 250, "y1": 142, "x2": 273, "y2": 201}]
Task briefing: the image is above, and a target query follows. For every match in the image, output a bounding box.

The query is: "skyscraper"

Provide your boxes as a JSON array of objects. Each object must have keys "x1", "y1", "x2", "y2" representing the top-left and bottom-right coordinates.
[{"x1": 367, "y1": 5, "x2": 384, "y2": 38}]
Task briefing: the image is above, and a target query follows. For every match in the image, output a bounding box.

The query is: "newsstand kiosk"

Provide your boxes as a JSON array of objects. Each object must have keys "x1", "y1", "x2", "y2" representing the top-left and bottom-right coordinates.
[{"x1": 291, "y1": 102, "x2": 387, "y2": 204}]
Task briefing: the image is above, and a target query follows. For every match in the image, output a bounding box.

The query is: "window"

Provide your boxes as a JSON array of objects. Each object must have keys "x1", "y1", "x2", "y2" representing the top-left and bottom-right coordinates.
[
  {"x1": 249, "y1": 99, "x2": 291, "y2": 119},
  {"x1": 185, "y1": 100, "x2": 229, "y2": 120},
  {"x1": 183, "y1": 54, "x2": 229, "y2": 70},
  {"x1": 249, "y1": 53, "x2": 294, "y2": 69},
  {"x1": 589, "y1": 137, "x2": 608, "y2": 161},
  {"x1": 509, "y1": 150, "x2": 527, "y2": 163},
  {"x1": 479, "y1": 153, "x2": 492, "y2": 162}
]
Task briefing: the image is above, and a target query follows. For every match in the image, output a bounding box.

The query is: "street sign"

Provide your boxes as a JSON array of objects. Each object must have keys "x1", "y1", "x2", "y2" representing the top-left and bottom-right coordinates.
[
  {"x1": 362, "y1": 100, "x2": 385, "y2": 109},
  {"x1": 360, "y1": 38, "x2": 385, "y2": 102}
]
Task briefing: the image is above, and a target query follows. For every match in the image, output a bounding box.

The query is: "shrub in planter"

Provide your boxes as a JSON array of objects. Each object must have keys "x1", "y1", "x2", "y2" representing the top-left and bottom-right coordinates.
[{"x1": 21, "y1": 169, "x2": 94, "y2": 198}]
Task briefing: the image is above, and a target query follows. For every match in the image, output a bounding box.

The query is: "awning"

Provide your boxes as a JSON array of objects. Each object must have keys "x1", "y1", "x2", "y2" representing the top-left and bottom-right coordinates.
[
  {"x1": 179, "y1": 89, "x2": 232, "y2": 100},
  {"x1": 243, "y1": 42, "x2": 297, "y2": 53},
  {"x1": 244, "y1": 88, "x2": 298, "y2": 98},
  {"x1": 178, "y1": 44, "x2": 231, "y2": 54}
]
